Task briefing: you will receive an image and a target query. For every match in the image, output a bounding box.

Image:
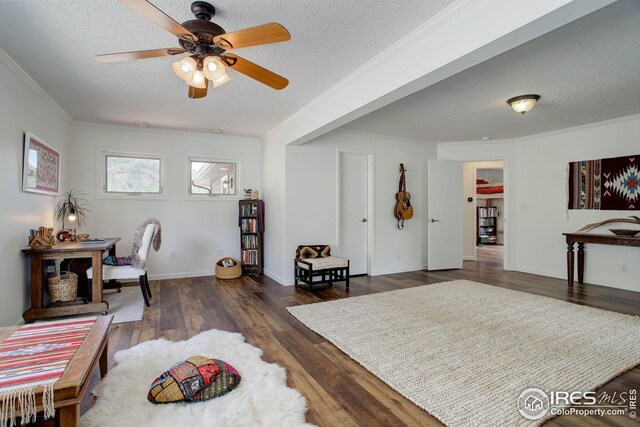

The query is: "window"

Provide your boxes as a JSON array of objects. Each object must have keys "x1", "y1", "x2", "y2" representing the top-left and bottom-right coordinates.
[
  {"x1": 189, "y1": 159, "x2": 237, "y2": 196},
  {"x1": 100, "y1": 151, "x2": 164, "y2": 199}
]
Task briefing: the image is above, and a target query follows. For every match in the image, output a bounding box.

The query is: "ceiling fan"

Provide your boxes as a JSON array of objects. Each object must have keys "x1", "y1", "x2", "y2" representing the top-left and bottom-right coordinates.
[{"x1": 96, "y1": 0, "x2": 291, "y2": 99}]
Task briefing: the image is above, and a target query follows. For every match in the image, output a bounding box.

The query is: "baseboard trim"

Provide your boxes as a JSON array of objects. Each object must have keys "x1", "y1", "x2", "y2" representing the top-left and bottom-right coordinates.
[
  {"x1": 463, "y1": 256, "x2": 477, "y2": 261},
  {"x1": 512, "y1": 266, "x2": 563, "y2": 280},
  {"x1": 264, "y1": 270, "x2": 293, "y2": 286},
  {"x1": 371, "y1": 265, "x2": 424, "y2": 276},
  {"x1": 513, "y1": 266, "x2": 639, "y2": 292},
  {"x1": 149, "y1": 271, "x2": 213, "y2": 281}
]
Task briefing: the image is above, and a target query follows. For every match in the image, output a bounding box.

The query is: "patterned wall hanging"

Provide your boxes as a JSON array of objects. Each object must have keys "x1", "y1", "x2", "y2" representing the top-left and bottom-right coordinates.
[{"x1": 568, "y1": 154, "x2": 640, "y2": 210}]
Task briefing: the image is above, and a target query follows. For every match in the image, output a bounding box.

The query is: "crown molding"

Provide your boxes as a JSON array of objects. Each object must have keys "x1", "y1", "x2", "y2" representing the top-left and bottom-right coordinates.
[
  {"x1": 514, "y1": 113, "x2": 640, "y2": 143},
  {"x1": 72, "y1": 120, "x2": 261, "y2": 143},
  {"x1": 0, "y1": 46, "x2": 72, "y2": 123},
  {"x1": 436, "y1": 113, "x2": 640, "y2": 148}
]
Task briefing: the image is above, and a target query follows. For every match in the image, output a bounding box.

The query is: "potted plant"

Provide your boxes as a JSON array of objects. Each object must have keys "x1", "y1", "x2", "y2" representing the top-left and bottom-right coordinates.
[{"x1": 55, "y1": 190, "x2": 90, "y2": 239}]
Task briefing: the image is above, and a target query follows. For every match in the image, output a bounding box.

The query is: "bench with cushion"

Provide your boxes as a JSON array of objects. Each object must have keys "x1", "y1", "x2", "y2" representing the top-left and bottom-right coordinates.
[{"x1": 294, "y1": 245, "x2": 349, "y2": 291}]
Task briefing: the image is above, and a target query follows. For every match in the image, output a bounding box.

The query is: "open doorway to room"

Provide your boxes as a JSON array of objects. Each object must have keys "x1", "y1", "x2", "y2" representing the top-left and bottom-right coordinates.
[{"x1": 462, "y1": 161, "x2": 505, "y2": 268}]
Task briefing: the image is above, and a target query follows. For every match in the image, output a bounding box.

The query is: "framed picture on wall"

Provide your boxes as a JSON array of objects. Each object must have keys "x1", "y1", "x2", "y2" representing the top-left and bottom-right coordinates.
[{"x1": 22, "y1": 132, "x2": 60, "y2": 196}]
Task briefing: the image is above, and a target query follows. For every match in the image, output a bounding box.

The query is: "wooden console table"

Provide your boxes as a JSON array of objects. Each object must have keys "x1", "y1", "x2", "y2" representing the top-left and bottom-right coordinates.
[
  {"x1": 563, "y1": 232, "x2": 640, "y2": 287},
  {"x1": 21, "y1": 238, "x2": 120, "y2": 321}
]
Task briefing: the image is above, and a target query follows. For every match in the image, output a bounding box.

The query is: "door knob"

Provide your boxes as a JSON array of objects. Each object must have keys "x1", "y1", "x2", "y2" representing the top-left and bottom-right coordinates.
[
  {"x1": 361, "y1": 218, "x2": 368, "y2": 223},
  {"x1": 430, "y1": 219, "x2": 440, "y2": 223}
]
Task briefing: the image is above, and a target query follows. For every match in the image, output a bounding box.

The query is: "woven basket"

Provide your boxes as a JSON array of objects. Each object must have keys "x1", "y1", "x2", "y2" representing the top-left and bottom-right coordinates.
[
  {"x1": 215, "y1": 257, "x2": 242, "y2": 279},
  {"x1": 48, "y1": 271, "x2": 78, "y2": 303}
]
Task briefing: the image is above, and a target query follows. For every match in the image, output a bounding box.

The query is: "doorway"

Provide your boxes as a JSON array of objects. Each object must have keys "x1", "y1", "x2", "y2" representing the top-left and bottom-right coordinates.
[
  {"x1": 462, "y1": 160, "x2": 506, "y2": 268},
  {"x1": 338, "y1": 151, "x2": 373, "y2": 276}
]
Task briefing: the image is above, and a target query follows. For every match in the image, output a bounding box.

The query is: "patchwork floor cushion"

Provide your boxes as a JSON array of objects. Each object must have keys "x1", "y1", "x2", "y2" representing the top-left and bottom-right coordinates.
[
  {"x1": 148, "y1": 355, "x2": 220, "y2": 403},
  {"x1": 189, "y1": 359, "x2": 241, "y2": 401}
]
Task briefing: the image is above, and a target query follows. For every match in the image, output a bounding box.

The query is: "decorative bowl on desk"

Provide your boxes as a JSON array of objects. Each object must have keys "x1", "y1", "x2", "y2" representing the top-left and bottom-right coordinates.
[{"x1": 608, "y1": 229, "x2": 640, "y2": 236}]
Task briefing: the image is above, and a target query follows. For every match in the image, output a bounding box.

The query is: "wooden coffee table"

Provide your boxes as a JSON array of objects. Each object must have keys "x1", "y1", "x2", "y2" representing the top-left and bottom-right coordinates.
[{"x1": 0, "y1": 315, "x2": 113, "y2": 426}]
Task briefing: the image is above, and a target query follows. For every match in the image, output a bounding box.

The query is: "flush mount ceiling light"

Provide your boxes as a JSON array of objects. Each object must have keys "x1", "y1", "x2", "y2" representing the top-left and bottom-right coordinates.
[
  {"x1": 96, "y1": 1, "x2": 291, "y2": 99},
  {"x1": 507, "y1": 94, "x2": 541, "y2": 115}
]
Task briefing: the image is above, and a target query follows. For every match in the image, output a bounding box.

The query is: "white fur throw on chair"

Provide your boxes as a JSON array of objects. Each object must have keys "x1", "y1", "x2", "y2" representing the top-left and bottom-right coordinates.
[{"x1": 130, "y1": 218, "x2": 162, "y2": 269}]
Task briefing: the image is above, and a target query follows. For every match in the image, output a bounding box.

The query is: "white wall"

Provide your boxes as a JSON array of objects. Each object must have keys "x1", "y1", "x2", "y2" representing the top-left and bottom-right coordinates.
[
  {"x1": 281, "y1": 129, "x2": 436, "y2": 284},
  {"x1": 261, "y1": 136, "x2": 288, "y2": 283},
  {"x1": 0, "y1": 54, "x2": 71, "y2": 325},
  {"x1": 440, "y1": 115, "x2": 640, "y2": 291},
  {"x1": 67, "y1": 123, "x2": 262, "y2": 280}
]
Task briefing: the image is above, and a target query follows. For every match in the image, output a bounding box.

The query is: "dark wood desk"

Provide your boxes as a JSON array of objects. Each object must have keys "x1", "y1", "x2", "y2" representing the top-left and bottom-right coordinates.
[
  {"x1": 563, "y1": 232, "x2": 640, "y2": 287},
  {"x1": 21, "y1": 238, "x2": 120, "y2": 321}
]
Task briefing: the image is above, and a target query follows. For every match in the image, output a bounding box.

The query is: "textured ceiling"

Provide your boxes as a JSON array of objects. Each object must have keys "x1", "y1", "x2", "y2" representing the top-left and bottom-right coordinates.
[
  {"x1": 345, "y1": 0, "x2": 640, "y2": 142},
  {"x1": 0, "y1": 0, "x2": 453, "y2": 137}
]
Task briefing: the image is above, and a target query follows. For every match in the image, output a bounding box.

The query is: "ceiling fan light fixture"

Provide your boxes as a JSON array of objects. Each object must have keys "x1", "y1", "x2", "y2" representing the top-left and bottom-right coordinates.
[
  {"x1": 172, "y1": 57, "x2": 197, "y2": 82},
  {"x1": 96, "y1": 1, "x2": 291, "y2": 99},
  {"x1": 188, "y1": 69, "x2": 208, "y2": 89},
  {"x1": 507, "y1": 94, "x2": 541, "y2": 115},
  {"x1": 203, "y1": 56, "x2": 226, "y2": 81},
  {"x1": 212, "y1": 72, "x2": 231, "y2": 88}
]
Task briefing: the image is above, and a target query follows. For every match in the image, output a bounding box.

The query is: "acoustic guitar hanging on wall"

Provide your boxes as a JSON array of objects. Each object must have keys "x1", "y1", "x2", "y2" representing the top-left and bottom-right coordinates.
[{"x1": 394, "y1": 163, "x2": 414, "y2": 229}]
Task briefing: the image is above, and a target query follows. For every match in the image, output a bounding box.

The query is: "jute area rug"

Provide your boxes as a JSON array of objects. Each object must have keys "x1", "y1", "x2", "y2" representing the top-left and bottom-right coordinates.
[
  {"x1": 81, "y1": 329, "x2": 314, "y2": 427},
  {"x1": 287, "y1": 280, "x2": 640, "y2": 426}
]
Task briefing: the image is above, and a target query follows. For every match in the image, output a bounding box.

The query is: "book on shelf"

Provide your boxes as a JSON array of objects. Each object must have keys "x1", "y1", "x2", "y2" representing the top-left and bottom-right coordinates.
[
  {"x1": 242, "y1": 234, "x2": 258, "y2": 249},
  {"x1": 241, "y1": 249, "x2": 258, "y2": 265},
  {"x1": 478, "y1": 207, "x2": 498, "y2": 217},
  {"x1": 240, "y1": 203, "x2": 259, "y2": 217},
  {"x1": 241, "y1": 218, "x2": 257, "y2": 233}
]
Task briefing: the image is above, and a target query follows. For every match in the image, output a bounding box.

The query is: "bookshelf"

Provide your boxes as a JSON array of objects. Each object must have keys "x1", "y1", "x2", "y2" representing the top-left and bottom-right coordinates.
[
  {"x1": 239, "y1": 199, "x2": 264, "y2": 275},
  {"x1": 477, "y1": 206, "x2": 498, "y2": 245}
]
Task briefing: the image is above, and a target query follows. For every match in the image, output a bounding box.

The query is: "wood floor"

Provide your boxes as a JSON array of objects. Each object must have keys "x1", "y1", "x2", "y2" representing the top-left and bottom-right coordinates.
[
  {"x1": 91, "y1": 258, "x2": 640, "y2": 426},
  {"x1": 475, "y1": 243, "x2": 503, "y2": 266}
]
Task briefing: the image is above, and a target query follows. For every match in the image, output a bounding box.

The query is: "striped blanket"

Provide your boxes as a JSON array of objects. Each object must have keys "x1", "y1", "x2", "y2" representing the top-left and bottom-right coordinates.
[{"x1": 0, "y1": 317, "x2": 96, "y2": 427}]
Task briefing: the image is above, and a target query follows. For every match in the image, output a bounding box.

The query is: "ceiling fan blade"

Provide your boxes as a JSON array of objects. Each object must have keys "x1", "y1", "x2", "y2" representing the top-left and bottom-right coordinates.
[
  {"x1": 214, "y1": 23, "x2": 290, "y2": 50},
  {"x1": 121, "y1": 0, "x2": 198, "y2": 41},
  {"x1": 95, "y1": 48, "x2": 186, "y2": 63},
  {"x1": 188, "y1": 80, "x2": 208, "y2": 99},
  {"x1": 222, "y1": 54, "x2": 288, "y2": 90}
]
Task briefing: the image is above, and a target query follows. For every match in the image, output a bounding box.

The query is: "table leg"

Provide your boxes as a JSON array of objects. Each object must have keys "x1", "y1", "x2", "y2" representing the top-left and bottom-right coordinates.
[
  {"x1": 577, "y1": 243, "x2": 585, "y2": 284},
  {"x1": 107, "y1": 244, "x2": 119, "y2": 291},
  {"x1": 59, "y1": 404, "x2": 80, "y2": 427},
  {"x1": 99, "y1": 341, "x2": 108, "y2": 378},
  {"x1": 91, "y1": 251, "x2": 103, "y2": 303},
  {"x1": 567, "y1": 242, "x2": 575, "y2": 287},
  {"x1": 31, "y1": 253, "x2": 44, "y2": 309}
]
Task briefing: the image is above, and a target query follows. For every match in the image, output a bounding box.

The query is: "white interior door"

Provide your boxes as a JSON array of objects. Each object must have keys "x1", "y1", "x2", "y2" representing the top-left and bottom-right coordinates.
[
  {"x1": 427, "y1": 159, "x2": 463, "y2": 270},
  {"x1": 340, "y1": 152, "x2": 368, "y2": 275}
]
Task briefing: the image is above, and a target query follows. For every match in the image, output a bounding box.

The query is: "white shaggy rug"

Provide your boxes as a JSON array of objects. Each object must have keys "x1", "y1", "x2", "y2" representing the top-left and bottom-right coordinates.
[
  {"x1": 103, "y1": 287, "x2": 144, "y2": 324},
  {"x1": 287, "y1": 280, "x2": 640, "y2": 427},
  {"x1": 81, "y1": 329, "x2": 314, "y2": 427}
]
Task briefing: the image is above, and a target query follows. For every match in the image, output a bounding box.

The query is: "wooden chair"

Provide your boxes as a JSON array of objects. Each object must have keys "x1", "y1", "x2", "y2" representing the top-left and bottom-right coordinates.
[{"x1": 87, "y1": 223, "x2": 158, "y2": 307}]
